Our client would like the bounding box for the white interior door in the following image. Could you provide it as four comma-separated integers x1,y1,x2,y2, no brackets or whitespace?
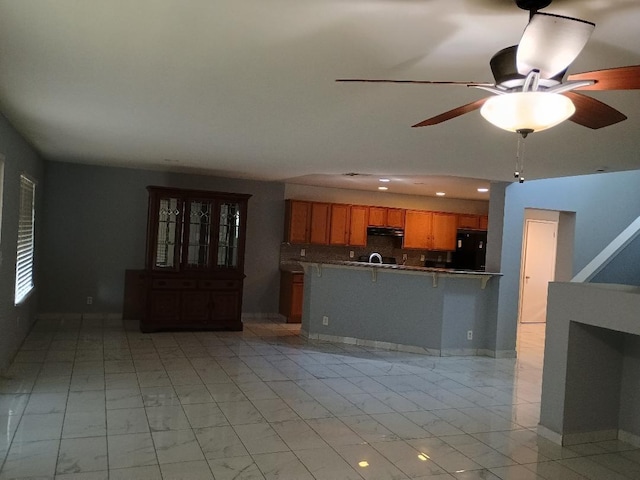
519,219,558,324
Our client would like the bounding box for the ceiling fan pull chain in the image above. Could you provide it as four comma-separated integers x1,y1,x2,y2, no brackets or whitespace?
515,135,526,183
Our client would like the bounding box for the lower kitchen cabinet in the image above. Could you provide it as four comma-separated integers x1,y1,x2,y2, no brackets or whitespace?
279,271,304,323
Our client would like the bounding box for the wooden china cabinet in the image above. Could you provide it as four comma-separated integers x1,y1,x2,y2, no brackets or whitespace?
140,186,251,333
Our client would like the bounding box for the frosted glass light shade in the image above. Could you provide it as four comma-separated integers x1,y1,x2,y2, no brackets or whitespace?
480,92,575,133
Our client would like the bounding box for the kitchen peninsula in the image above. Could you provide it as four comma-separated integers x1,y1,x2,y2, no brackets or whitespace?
300,261,501,356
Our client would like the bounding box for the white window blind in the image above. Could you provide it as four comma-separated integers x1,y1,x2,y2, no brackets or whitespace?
15,174,35,304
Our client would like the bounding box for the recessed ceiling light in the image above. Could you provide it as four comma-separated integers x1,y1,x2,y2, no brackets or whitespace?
436,192,446,196
378,186,388,191
379,178,390,182
477,188,489,193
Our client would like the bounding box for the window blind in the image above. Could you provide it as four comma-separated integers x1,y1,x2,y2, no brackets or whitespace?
15,174,35,304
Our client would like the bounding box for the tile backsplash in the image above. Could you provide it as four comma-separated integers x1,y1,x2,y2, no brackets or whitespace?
280,235,452,267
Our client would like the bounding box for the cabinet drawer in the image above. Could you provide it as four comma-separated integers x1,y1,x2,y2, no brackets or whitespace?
198,279,240,290
152,278,197,289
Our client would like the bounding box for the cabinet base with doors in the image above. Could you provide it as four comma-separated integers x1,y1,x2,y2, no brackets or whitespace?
279,270,304,323
138,186,250,333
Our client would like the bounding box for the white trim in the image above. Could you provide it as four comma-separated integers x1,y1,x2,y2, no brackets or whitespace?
536,424,638,446
537,425,564,445
562,429,618,446
618,429,640,448
572,216,640,282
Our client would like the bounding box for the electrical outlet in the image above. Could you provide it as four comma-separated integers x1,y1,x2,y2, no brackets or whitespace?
349,251,355,258
300,248,306,257
87,296,93,305
467,330,473,340
420,254,425,262
322,316,329,326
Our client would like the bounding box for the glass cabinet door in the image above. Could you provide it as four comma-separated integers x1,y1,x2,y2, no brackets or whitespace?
185,200,214,269
155,197,181,269
217,202,241,268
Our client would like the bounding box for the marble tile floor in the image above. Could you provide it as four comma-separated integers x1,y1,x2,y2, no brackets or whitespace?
1,317,639,479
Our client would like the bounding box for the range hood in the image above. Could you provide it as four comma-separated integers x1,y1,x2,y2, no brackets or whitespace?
367,227,404,237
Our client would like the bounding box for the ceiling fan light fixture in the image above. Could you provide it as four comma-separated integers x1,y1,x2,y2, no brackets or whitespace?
480,92,575,133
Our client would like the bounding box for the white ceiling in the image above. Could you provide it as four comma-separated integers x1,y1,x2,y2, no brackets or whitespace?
0,0,639,200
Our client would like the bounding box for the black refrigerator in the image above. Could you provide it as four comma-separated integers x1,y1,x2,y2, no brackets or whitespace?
451,230,487,271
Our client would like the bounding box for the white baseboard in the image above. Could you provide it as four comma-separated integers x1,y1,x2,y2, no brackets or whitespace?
537,425,564,445
618,429,640,448
538,424,631,446
562,429,618,446
480,349,517,358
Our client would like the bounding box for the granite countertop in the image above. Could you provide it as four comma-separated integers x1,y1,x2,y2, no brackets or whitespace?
279,261,305,273
299,259,501,277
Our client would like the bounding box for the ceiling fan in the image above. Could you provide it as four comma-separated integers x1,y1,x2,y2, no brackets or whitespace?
337,0,640,136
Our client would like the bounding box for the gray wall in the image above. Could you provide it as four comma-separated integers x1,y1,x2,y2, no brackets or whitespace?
39,161,285,315
0,114,45,372
494,170,640,353
302,265,496,353
620,335,640,437
592,234,640,286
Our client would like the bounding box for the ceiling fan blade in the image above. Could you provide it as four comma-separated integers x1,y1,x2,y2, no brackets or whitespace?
517,12,595,79
335,79,492,86
567,65,640,91
412,98,488,127
564,91,627,129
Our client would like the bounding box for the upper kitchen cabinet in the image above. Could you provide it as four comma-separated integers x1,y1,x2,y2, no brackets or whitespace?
431,212,458,251
368,207,387,227
329,203,350,245
309,203,331,245
404,210,457,251
143,186,250,332
458,214,480,230
458,214,489,231
404,210,432,249
368,207,405,228
349,205,369,246
386,208,405,228
284,200,310,243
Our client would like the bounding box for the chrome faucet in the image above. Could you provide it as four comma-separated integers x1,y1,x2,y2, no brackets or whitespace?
368,252,382,264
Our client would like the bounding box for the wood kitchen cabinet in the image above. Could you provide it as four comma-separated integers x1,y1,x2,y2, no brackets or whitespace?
309,203,331,245
279,271,304,323
386,208,405,228
404,210,457,250
284,200,311,243
431,212,458,251
329,203,350,245
403,210,433,249
368,207,405,228
458,213,489,231
368,207,387,227
349,205,369,246
140,186,250,332
458,214,480,230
